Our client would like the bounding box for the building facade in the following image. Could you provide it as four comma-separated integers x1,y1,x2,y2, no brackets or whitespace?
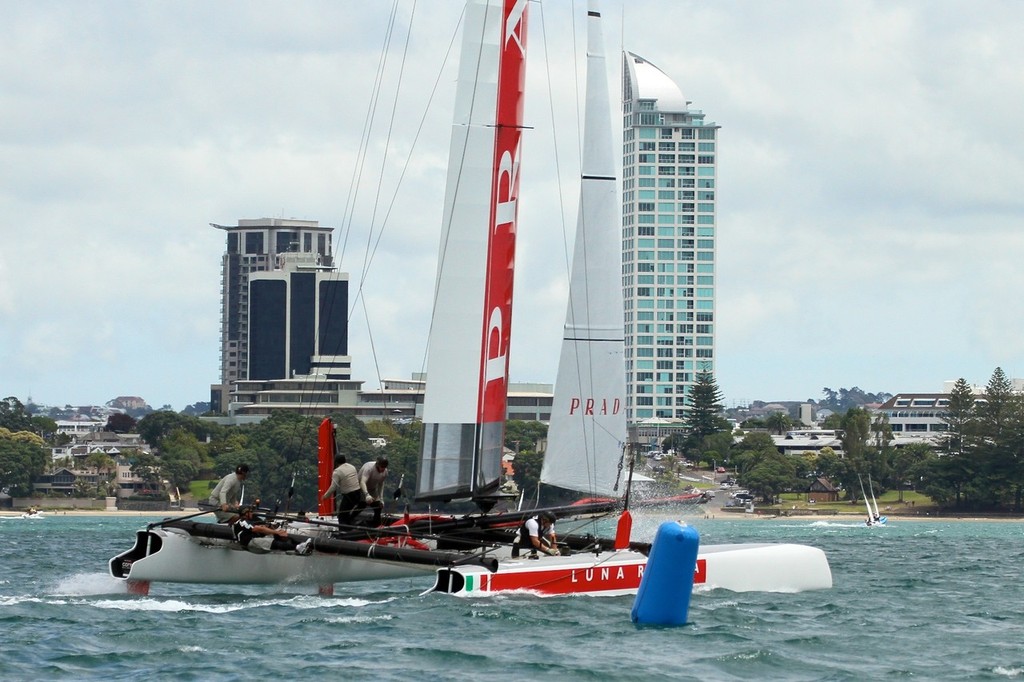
210,218,346,412
621,52,719,422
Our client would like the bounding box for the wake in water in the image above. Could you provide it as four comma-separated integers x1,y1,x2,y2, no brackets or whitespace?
803,520,885,529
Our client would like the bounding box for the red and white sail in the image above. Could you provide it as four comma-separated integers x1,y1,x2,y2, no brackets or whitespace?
418,0,528,502
541,2,626,497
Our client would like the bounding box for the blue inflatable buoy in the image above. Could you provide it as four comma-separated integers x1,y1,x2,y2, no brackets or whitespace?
630,521,699,626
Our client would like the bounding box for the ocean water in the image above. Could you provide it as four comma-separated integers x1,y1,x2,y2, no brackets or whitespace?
1,513,1022,681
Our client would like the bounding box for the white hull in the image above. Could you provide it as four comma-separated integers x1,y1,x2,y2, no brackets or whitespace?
431,542,833,597
112,527,435,587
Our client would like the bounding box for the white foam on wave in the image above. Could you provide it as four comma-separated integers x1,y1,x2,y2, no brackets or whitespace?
87,593,392,614
994,666,1024,678
90,598,254,613
0,595,69,607
51,572,128,596
177,645,208,653
806,520,867,528
324,614,395,624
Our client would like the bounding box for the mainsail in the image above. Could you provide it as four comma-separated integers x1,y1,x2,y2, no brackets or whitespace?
417,0,528,502
540,3,626,497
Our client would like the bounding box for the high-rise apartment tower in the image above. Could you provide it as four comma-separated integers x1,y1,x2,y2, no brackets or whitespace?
209,218,348,413
621,53,719,422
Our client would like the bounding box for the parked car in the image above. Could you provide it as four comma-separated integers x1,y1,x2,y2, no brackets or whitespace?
716,467,726,473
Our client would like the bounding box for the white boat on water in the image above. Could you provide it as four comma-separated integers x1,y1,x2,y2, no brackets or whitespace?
860,474,888,527
110,0,831,597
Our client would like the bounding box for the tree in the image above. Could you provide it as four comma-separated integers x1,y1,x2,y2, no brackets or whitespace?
158,429,207,491
889,442,935,503
943,377,976,457
683,372,726,452
977,367,1024,512
0,428,50,496
105,413,138,434
763,411,793,435
0,397,32,432
743,451,798,503
137,411,212,449
833,407,883,503
128,451,164,493
693,431,735,468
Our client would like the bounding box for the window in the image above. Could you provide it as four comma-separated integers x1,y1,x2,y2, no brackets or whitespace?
698,155,715,164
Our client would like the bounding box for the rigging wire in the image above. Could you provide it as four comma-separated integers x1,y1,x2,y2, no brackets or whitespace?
347,3,467,410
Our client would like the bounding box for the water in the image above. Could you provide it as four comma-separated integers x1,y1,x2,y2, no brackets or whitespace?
1,514,1022,681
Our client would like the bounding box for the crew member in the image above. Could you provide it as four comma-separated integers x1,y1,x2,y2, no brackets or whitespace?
514,512,559,558
209,464,249,522
358,456,389,527
230,507,312,555
321,454,362,526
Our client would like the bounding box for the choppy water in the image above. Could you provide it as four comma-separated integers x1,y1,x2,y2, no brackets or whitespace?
1,513,1022,681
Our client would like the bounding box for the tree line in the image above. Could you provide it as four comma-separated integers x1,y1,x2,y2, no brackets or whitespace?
7,366,1024,513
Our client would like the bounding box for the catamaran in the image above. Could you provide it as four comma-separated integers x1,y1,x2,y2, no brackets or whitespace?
109,0,831,597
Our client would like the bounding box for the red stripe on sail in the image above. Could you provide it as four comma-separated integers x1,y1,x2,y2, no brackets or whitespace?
477,0,528,428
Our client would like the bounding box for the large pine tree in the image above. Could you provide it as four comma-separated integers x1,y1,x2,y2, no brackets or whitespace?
684,371,725,448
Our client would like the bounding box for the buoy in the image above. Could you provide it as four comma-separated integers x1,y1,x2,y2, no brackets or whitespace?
630,521,699,626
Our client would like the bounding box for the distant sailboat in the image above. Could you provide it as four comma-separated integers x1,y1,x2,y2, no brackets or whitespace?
859,474,887,526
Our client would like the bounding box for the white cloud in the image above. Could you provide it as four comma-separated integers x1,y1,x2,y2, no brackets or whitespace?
3,0,1024,409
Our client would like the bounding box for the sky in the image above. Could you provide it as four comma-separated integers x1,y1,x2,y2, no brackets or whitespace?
2,0,1024,411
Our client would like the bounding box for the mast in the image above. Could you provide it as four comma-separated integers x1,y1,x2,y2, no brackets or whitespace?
417,0,528,503
541,0,626,497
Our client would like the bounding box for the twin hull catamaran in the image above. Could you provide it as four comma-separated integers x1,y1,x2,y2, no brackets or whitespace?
109,0,831,597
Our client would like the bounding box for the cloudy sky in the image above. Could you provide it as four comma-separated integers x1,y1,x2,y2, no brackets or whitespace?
2,0,1023,411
